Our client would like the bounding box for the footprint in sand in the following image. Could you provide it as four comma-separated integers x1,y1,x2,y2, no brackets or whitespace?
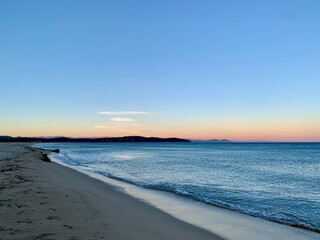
34,233,56,240
68,236,81,240
16,203,28,208
16,218,32,224
47,216,61,220
9,229,21,235
63,224,73,229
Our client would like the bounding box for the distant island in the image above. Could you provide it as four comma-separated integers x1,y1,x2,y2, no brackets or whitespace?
0,136,190,143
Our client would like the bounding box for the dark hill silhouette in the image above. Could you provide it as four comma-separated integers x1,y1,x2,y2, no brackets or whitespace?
0,136,190,143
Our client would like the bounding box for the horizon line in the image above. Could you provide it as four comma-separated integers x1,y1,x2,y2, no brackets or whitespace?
1,135,320,143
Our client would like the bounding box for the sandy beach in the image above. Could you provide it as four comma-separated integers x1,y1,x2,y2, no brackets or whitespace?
0,143,223,240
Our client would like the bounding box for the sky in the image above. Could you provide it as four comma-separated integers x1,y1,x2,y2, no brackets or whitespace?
1,0,320,141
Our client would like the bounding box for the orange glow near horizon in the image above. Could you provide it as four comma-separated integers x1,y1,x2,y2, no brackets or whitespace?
2,119,320,142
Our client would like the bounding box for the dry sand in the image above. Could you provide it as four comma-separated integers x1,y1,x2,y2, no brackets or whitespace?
0,143,223,240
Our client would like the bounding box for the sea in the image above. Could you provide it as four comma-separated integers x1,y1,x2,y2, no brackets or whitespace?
35,142,320,233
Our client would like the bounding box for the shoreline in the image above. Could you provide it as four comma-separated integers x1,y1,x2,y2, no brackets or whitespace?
91,173,320,234
0,143,223,240
81,169,318,234
45,144,320,240
1,143,319,240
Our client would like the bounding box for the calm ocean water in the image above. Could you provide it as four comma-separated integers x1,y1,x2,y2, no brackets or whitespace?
36,142,320,232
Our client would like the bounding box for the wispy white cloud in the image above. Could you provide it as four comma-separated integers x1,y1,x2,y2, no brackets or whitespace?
96,111,148,133
98,111,151,115
111,117,135,122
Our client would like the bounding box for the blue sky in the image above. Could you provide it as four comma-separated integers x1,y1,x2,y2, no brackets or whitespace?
1,0,320,140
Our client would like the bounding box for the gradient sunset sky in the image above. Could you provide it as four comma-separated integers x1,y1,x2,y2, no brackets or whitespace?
1,0,320,141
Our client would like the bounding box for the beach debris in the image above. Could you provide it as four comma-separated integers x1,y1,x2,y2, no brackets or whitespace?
40,153,51,162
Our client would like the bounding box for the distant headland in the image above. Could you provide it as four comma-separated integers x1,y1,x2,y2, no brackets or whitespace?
0,136,190,143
